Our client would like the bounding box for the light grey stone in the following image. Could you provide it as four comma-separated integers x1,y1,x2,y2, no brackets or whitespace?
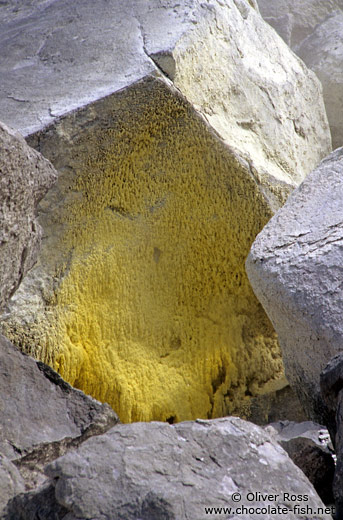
246,147,343,424
0,333,119,495
297,12,343,149
257,0,343,149
0,121,57,311
4,417,332,520
256,0,343,50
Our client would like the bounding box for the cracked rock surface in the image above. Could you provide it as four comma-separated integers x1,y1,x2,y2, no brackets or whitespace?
2,417,331,520
246,147,343,425
0,0,330,182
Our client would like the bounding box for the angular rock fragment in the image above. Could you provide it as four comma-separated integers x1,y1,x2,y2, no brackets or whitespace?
257,0,343,149
0,0,331,422
0,121,57,311
0,333,119,496
246,147,343,424
2,417,333,520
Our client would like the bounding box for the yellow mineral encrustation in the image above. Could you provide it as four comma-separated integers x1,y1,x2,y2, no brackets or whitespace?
4,80,282,423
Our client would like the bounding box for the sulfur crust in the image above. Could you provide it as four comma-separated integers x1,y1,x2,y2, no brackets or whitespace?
3,80,283,422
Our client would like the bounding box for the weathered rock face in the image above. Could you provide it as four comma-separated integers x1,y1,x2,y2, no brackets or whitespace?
0,0,330,185
0,0,331,423
246,147,343,424
297,12,343,150
257,0,343,149
2,417,333,520
256,0,343,50
0,122,57,311
0,333,119,511
0,334,118,461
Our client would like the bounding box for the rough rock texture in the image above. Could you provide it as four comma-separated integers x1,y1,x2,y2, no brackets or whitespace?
257,0,343,149
0,0,330,184
0,333,119,505
2,417,333,520
0,456,25,516
246,147,343,425
266,421,335,504
0,121,57,311
256,0,343,50
0,0,331,423
320,353,343,516
297,12,343,149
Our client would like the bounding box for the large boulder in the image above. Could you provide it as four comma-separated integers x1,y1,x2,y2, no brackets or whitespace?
297,12,343,149
0,0,331,423
0,121,57,311
0,333,119,511
257,0,343,149
256,0,343,50
246,147,343,424
2,417,333,520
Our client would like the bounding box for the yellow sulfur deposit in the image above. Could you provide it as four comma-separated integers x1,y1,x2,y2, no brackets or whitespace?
3,79,283,422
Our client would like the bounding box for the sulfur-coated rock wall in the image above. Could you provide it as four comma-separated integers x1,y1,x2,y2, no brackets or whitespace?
2,79,282,422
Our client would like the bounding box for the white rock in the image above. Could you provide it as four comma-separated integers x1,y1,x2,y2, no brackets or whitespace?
246,148,343,423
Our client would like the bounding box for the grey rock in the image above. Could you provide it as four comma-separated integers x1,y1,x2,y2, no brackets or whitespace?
3,417,332,520
0,121,57,311
0,333,119,494
0,455,25,516
320,352,343,441
297,11,343,149
257,0,343,149
256,0,343,50
320,354,343,516
246,147,343,424
266,421,335,504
